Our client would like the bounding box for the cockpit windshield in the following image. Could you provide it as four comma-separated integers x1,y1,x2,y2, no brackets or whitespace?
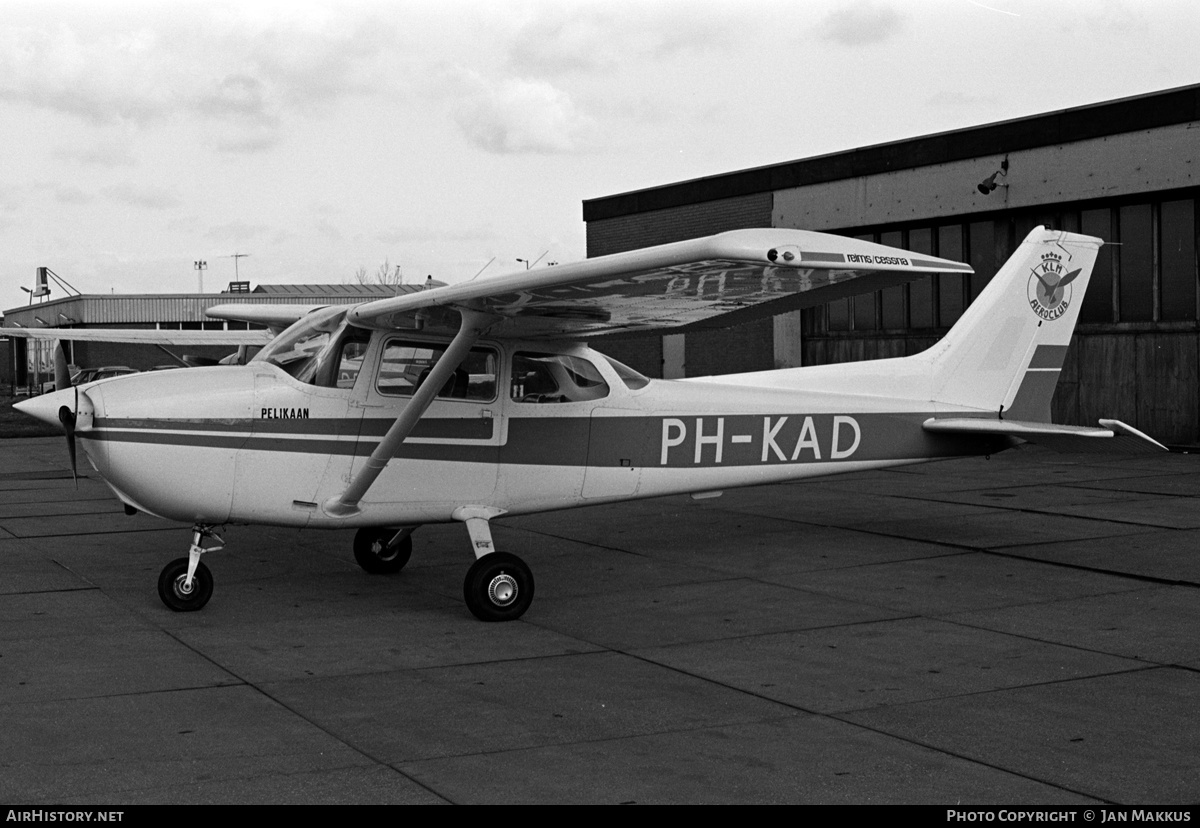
250,306,350,385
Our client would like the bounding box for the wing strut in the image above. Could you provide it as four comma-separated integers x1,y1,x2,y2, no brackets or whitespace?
323,308,498,518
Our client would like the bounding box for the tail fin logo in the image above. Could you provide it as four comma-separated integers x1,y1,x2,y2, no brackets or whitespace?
1027,252,1081,321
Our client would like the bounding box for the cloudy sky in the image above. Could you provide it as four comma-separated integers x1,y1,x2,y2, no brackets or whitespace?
2,0,1198,307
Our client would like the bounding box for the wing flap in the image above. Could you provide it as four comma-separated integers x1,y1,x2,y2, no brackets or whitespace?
923,417,1168,454
349,229,972,339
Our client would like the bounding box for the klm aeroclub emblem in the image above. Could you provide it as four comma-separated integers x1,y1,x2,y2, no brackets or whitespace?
1027,251,1081,321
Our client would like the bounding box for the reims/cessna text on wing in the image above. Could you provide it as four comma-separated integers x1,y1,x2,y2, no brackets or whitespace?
14,227,1165,621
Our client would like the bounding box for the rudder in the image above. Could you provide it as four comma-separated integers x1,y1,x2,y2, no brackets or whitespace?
926,226,1101,421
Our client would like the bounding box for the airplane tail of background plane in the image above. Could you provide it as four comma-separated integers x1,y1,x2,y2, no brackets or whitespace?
922,226,1102,421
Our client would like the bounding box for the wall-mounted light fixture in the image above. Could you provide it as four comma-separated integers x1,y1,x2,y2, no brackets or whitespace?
977,158,1010,195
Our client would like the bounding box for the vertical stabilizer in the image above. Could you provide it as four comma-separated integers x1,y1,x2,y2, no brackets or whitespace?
927,227,1101,421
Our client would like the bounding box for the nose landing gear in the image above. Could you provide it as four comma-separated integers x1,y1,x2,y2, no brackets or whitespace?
352,526,415,574
157,525,223,612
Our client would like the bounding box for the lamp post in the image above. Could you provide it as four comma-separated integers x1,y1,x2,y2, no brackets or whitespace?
516,251,548,270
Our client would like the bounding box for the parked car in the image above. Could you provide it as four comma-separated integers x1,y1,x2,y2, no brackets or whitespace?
36,363,75,395
70,366,139,385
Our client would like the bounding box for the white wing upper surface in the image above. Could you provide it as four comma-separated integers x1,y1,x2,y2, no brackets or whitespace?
204,303,333,329
349,229,973,339
2,230,973,345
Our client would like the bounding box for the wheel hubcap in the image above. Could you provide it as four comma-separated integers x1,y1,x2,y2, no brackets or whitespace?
372,539,397,562
487,573,518,607
173,574,194,597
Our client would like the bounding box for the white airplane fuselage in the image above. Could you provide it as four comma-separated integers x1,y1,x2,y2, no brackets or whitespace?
36,334,1000,530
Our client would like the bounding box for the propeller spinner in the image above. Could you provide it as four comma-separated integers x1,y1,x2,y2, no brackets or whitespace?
14,385,94,486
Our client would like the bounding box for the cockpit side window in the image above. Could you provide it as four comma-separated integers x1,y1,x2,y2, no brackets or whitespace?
376,340,498,401
510,352,610,404
600,354,651,390
315,327,372,389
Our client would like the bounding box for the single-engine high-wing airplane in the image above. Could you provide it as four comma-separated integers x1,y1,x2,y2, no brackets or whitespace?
14,227,1166,621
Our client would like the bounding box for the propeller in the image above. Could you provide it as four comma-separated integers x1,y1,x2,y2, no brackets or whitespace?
53,341,72,393
52,342,80,485
58,391,78,486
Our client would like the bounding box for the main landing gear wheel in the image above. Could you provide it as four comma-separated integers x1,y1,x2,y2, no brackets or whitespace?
353,527,413,574
158,557,214,612
463,552,534,622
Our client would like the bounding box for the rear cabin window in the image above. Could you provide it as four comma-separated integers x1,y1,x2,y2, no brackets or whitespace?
510,352,609,403
601,354,650,390
376,341,498,401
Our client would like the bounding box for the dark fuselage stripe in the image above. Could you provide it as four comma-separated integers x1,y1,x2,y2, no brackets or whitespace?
97,417,493,440
85,413,1003,468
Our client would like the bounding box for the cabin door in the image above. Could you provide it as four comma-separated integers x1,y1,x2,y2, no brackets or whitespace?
349,336,501,505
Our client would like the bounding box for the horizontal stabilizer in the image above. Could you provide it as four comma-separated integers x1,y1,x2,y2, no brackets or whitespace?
923,417,1168,454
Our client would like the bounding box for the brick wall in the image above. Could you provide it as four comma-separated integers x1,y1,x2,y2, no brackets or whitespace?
588,335,664,379
684,318,775,377
587,193,773,257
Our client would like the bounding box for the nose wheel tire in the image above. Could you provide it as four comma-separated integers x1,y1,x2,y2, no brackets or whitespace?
353,528,413,574
463,552,534,622
158,557,214,612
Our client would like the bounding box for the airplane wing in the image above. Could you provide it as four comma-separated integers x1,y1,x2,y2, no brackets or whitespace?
204,303,332,328
347,229,973,339
1,327,274,346
923,417,1169,454
1,304,330,346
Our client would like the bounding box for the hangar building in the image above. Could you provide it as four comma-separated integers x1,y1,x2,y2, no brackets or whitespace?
584,84,1200,445
3,283,406,392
